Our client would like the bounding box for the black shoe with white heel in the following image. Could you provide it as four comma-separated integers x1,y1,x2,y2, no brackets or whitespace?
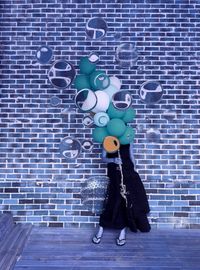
92,235,102,244
116,238,126,246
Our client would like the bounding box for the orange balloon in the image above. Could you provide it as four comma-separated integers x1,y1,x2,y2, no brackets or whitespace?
103,136,120,153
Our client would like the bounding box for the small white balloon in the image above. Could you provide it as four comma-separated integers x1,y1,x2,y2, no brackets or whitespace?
88,52,99,63
83,115,94,127
92,90,110,113
109,76,121,90
94,112,110,127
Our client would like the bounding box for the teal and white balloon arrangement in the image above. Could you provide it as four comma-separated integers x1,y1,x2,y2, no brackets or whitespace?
74,54,136,153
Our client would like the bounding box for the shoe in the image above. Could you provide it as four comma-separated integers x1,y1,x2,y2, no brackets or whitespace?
92,235,101,244
116,238,126,246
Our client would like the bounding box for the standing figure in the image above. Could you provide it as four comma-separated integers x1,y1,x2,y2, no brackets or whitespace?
92,144,151,246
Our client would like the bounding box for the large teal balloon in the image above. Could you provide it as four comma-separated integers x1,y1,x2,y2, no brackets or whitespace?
106,118,126,137
79,57,96,75
107,103,125,119
74,74,91,91
122,107,136,123
90,70,110,91
119,126,135,145
92,127,109,143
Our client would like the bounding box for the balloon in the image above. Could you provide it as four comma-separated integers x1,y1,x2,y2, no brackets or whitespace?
103,84,119,100
146,128,161,143
92,127,109,143
90,70,110,91
119,126,135,145
50,96,61,107
92,90,110,113
74,74,91,91
81,175,108,215
122,107,136,123
88,52,99,63
116,42,138,68
107,103,125,119
82,115,94,127
81,140,94,152
110,76,121,90
103,136,120,153
75,89,97,112
48,60,75,89
59,137,82,159
79,56,96,75
139,80,163,104
106,118,126,137
112,91,132,110
36,46,53,64
94,112,110,127
86,17,108,40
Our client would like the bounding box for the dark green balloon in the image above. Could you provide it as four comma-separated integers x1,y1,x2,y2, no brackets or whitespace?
79,57,96,75
92,127,109,143
107,103,125,119
74,74,91,91
119,126,135,145
106,118,126,137
122,107,136,123
90,70,110,91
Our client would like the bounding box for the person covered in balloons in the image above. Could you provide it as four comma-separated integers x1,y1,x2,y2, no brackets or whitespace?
74,54,151,246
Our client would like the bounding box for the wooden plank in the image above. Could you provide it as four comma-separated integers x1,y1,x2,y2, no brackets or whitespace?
14,268,182,270
14,227,200,270
14,266,183,270
17,250,200,259
8,224,32,270
14,259,184,267
0,225,22,253
0,213,15,242
0,224,32,270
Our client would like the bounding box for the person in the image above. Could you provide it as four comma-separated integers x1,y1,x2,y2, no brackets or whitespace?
92,143,151,246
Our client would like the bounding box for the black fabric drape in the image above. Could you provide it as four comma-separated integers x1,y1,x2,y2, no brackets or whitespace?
99,144,151,232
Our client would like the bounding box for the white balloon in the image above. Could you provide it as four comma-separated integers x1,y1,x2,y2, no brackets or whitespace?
110,76,121,90
103,84,119,101
75,89,97,112
92,91,110,113
93,112,110,127
81,90,96,111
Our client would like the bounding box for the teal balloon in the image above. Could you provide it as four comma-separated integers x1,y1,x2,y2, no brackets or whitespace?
107,103,125,119
90,70,110,91
119,126,135,145
92,127,109,143
74,74,91,90
106,118,126,137
79,57,96,75
122,107,136,123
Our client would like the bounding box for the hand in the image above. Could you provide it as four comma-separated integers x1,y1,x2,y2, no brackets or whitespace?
114,158,122,165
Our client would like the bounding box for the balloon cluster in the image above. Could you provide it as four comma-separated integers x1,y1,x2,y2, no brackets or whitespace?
74,54,136,153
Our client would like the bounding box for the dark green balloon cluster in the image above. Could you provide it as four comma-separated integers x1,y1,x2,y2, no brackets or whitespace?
74,55,136,151
74,56,110,91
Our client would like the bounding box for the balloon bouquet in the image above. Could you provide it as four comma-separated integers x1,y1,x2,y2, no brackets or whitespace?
74,54,136,154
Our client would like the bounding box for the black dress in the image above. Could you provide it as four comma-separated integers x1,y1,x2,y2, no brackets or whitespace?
99,144,151,232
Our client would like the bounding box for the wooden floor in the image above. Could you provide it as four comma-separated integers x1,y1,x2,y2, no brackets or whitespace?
14,227,200,270
0,214,32,270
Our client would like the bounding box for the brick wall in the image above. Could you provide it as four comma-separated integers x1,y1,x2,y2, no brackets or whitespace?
0,0,199,229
